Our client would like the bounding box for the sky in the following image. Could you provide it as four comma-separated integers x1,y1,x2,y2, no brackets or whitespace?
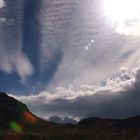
1,0,140,123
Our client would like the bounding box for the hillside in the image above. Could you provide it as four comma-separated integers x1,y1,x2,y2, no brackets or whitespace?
1,92,140,140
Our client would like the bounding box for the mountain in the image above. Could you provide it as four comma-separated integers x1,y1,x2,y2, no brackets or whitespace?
0,92,38,128
0,92,57,132
1,92,140,140
0,92,30,122
115,116,140,128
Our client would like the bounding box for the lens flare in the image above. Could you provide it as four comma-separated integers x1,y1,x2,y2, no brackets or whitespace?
104,0,140,23
23,111,37,124
9,121,22,133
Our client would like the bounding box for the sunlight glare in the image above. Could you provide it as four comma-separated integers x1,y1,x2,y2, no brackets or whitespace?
104,0,140,36
104,0,140,23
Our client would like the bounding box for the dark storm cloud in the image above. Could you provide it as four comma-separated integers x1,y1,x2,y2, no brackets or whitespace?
11,65,140,119
0,0,36,95
1,0,83,93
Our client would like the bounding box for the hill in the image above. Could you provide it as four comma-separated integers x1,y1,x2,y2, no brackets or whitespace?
79,116,140,128
1,92,140,140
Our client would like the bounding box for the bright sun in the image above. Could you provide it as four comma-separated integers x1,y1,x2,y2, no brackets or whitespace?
104,0,140,36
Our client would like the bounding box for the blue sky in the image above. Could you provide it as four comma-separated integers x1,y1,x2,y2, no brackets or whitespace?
1,0,140,121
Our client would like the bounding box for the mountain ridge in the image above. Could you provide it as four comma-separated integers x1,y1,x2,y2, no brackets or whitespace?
1,92,140,128
1,92,140,140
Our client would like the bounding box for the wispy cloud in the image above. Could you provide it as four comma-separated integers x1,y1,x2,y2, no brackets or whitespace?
0,0,4,8
0,0,34,82
15,53,34,82
0,51,34,82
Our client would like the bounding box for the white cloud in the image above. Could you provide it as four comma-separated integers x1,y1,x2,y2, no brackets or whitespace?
0,51,34,82
0,1,34,82
0,18,6,24
16,53,34,82
35,0,140,90
0,0,5,8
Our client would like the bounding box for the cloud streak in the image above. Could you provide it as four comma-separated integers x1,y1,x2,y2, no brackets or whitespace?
44,0,140,90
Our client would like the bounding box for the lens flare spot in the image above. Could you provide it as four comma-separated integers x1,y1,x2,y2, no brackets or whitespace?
9,122,22,133
23,111,37,124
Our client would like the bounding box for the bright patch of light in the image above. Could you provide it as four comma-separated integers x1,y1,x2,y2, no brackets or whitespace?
91,39,94,43
0,0,5,8
104,0,140,23
104,0,140,36
84,39,94,50
85,46,89,50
